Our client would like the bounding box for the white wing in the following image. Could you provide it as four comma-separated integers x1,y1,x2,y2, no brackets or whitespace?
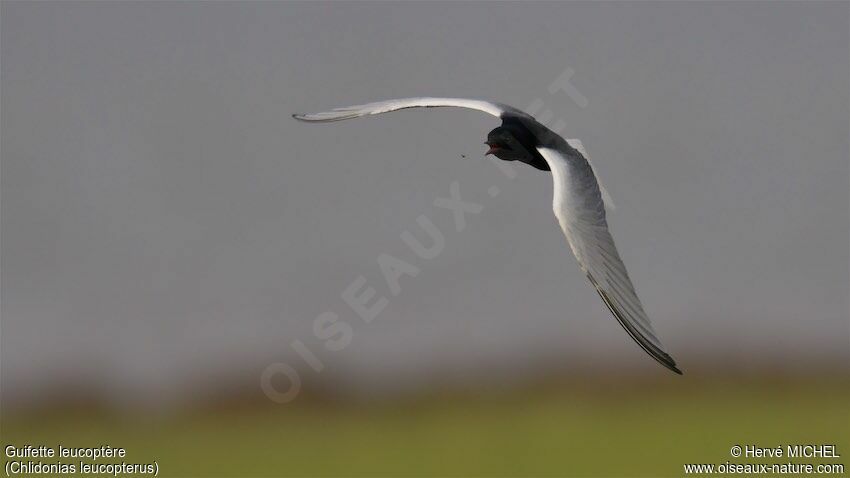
566,139,615,212
538,146,681,374
293,97,528,123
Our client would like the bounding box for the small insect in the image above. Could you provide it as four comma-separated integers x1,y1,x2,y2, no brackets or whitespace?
460,154,467,159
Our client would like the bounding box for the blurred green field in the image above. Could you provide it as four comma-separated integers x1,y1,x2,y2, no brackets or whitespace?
3,378,848,477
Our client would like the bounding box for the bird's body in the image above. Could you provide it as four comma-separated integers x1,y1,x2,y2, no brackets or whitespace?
294,97,681,374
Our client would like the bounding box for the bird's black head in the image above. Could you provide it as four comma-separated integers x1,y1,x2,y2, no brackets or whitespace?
485,126,525,161
484,125,550,171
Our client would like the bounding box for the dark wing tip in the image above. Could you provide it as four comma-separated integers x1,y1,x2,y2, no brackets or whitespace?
645,341,683,375
648,343,683,375
668,361,684,375
643,339,683,375
588,274,683,376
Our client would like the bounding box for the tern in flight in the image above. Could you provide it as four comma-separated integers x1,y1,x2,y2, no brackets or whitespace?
294,98,682,374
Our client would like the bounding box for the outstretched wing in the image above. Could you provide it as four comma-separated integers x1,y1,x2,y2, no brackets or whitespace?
537,145,682,375
293,97,529,123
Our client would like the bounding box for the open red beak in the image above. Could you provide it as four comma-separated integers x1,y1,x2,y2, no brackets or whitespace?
484,142,500,156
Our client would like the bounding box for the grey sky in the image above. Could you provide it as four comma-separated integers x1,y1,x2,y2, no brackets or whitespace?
2,2,848,405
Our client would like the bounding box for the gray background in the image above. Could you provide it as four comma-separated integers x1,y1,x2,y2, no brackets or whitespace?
2,1,848,407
